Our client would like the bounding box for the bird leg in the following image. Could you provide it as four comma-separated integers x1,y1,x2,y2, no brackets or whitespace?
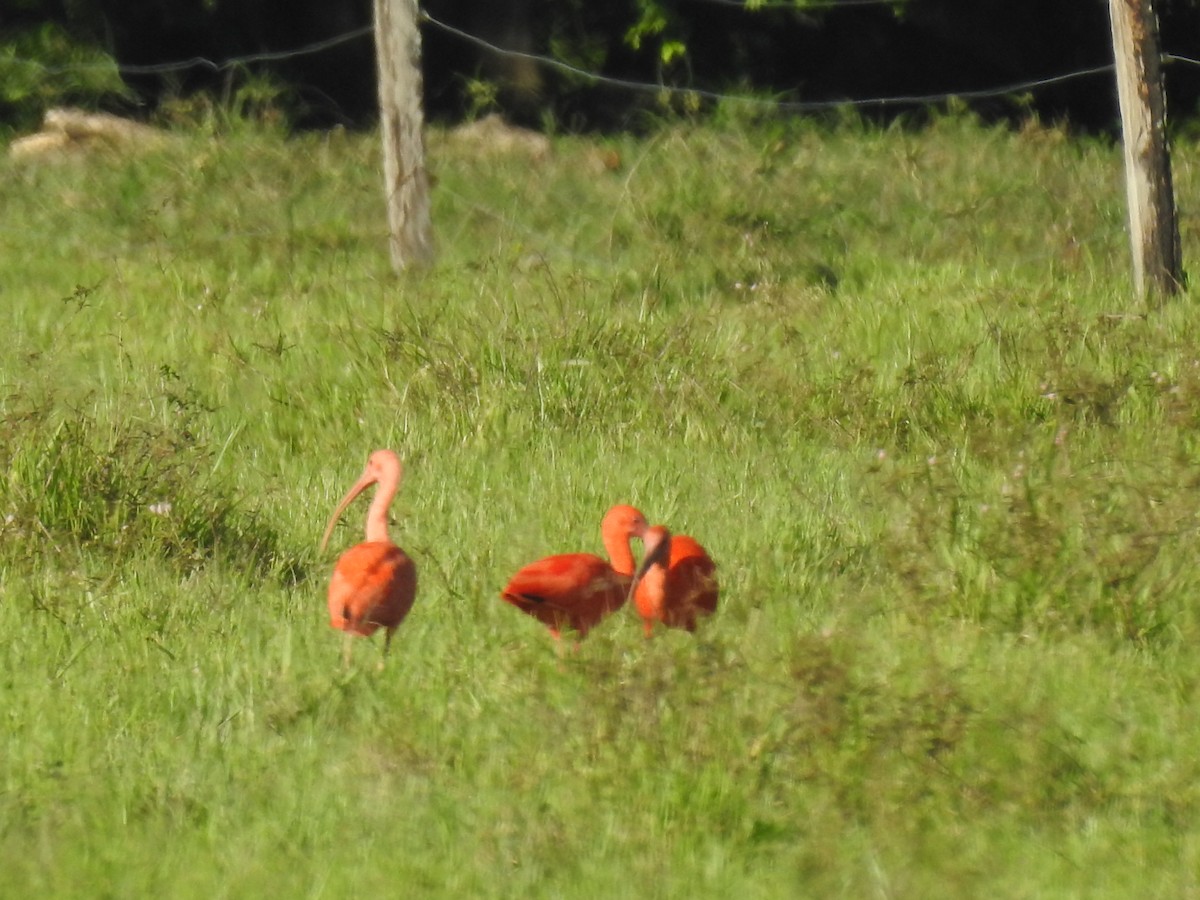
340,602,383,669
378,628,397,671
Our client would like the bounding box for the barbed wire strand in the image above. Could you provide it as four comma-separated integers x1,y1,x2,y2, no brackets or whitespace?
690,0,903,10
8,25,374,77
4,15,1174,115
419,12,1118,110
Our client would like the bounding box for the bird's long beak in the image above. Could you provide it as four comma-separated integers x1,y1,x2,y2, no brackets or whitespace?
625,542,663,606
319,471,375,553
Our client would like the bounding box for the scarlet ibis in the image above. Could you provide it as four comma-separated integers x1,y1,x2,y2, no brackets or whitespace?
500,504,649,642
320,449,417,667
629,525,718,637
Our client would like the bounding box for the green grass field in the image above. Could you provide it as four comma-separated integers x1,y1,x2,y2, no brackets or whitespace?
3,109,1200,896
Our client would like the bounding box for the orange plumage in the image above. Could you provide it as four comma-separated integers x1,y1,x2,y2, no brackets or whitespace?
320,449,417,666
500,504,648,642
326,541,416,637
631,525,718,637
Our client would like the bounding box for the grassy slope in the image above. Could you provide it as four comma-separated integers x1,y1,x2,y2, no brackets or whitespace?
2,112,1200,896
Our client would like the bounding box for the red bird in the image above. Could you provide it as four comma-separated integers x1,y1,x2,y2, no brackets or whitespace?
500,504,649,643
320,449,417,667
630,525,718,637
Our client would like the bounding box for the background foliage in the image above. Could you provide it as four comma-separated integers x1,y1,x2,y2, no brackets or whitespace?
5,0,1200,131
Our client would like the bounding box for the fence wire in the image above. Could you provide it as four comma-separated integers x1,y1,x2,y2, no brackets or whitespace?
0,13,1151,116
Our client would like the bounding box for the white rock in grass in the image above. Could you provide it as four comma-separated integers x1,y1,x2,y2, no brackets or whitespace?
10,107,167,161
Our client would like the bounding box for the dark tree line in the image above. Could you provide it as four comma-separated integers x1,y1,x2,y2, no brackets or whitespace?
6,0,1200,132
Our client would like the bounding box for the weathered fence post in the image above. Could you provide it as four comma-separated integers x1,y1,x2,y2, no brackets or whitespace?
1108,0,1183,301
375,0,434,271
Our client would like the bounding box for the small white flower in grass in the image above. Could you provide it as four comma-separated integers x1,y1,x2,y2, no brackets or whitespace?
147,501,172,517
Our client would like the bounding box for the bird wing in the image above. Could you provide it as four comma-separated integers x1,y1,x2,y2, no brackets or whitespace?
329,542,417,631
667,536,718,615
500,553,616,612
500,553,630,638
668,535,713,568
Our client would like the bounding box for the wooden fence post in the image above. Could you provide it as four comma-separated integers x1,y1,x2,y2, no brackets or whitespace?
1108,0,1183,301
375,0,434,271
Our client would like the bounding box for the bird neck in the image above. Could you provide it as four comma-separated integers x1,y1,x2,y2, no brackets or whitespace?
604,532,637,577
364,482,395,543
639,563,667,606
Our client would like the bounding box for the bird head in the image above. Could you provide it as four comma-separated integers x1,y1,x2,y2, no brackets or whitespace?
320,449,404,552
602,504,649,540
